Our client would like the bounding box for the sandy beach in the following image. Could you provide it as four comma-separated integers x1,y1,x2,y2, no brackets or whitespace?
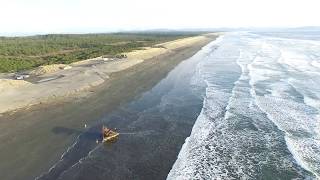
0,34,217,180
0,34,214,115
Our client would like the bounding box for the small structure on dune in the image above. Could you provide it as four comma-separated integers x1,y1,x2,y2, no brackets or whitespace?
102,126,119,143
114,54,127,59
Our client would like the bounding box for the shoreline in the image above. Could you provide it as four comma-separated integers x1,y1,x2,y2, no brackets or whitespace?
0,34,217,180
40,40,217,180
0,34,216,115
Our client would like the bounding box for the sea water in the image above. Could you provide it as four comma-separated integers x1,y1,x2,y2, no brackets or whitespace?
168,32,320,179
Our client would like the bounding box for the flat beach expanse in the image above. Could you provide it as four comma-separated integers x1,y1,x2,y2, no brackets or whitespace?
0,34,217,180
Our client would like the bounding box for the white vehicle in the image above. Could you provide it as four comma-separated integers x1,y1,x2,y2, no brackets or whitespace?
15,74,30,80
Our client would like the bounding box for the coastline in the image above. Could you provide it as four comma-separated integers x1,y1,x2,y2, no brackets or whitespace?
0,34,217,180
0,34,215,115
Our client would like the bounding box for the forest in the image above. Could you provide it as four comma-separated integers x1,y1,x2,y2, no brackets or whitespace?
0,32,198,73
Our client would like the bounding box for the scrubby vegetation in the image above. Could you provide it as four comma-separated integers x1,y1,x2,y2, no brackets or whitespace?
0,32,198,72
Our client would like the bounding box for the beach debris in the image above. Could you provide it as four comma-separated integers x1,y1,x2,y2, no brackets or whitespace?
102,126,119,143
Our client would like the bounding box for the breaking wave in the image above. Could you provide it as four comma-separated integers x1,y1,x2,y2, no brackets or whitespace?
168,32,320,179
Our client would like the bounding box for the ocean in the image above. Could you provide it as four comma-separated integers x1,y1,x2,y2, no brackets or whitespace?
168,32,320,179
38,31,320,179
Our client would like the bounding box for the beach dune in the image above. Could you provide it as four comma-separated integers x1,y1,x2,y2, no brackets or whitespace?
0,34,214,115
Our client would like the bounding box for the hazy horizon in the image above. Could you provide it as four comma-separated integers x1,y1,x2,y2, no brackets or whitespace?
1,0,320,36
2,26,320,37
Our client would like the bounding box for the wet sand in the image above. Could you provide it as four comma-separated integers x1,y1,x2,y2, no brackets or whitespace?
0,35,216,180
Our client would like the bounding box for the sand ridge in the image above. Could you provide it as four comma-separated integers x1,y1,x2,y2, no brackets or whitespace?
30,64,72,76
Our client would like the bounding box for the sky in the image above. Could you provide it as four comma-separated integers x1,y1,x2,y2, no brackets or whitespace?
0,0,320,35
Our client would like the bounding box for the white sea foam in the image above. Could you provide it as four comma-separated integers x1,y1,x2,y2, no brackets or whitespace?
312,61,320,69
247,33,320,178
168,32,320,179
245,32,320,177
